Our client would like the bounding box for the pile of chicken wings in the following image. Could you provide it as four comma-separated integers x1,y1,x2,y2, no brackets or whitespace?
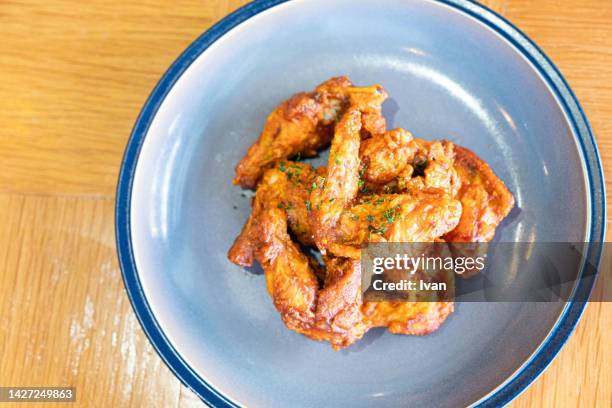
228,77,514,349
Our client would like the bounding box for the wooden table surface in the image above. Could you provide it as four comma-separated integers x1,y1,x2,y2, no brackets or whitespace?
0,1,610,407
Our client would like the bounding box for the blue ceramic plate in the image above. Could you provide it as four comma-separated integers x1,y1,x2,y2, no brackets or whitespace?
116,1,605,407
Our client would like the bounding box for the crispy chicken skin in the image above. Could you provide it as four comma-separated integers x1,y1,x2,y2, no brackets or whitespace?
398,140,460,196
228,170,284,267
351,195,459,335
233,78,388,189
228,162,321,265
229,170,366,349
272,162,320,246
345,85,388,137
257,199,365,348
310,108,362,253
309,85,389,254
228,76,515,349
360,138,460,198
361,238,456,335
362,301,454,335
329,193,462,259
259,205,319,331
360,128,414,184
385,194,462,242
233,76,353,188
443,145,515,242
229,168,318,325
441,145,515,277
312,257,367,349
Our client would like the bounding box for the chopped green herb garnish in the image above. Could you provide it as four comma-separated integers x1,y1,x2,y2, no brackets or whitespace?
366,215,375,222
358,164,368,191
384,207,397,224
305,200,311,211
279,161,286,172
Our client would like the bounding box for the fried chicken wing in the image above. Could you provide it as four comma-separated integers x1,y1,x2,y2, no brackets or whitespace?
360,138,460,198
443,145,515,242
439,145,515,277
229,162,321,265
311,257,367,349
233,76,353,188
398,140,460,196
228,169,319,328
357,201,458,336
229,167,366,349
228,76,516,349
325,193,462,259
310,108,362,252
259,205,319,331
228,170,285,267
308,84,390,252
360,128,414,184
266,252,366,349
234,79,389,189
346,85,388,137
386,194,462,242
274,162,320,246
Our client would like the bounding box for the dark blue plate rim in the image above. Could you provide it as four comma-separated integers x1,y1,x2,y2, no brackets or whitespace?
115,1,606,407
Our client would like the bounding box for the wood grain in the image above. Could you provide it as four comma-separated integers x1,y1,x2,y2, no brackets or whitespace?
0,0,247,197
0,0,609,407
0,195,180,407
